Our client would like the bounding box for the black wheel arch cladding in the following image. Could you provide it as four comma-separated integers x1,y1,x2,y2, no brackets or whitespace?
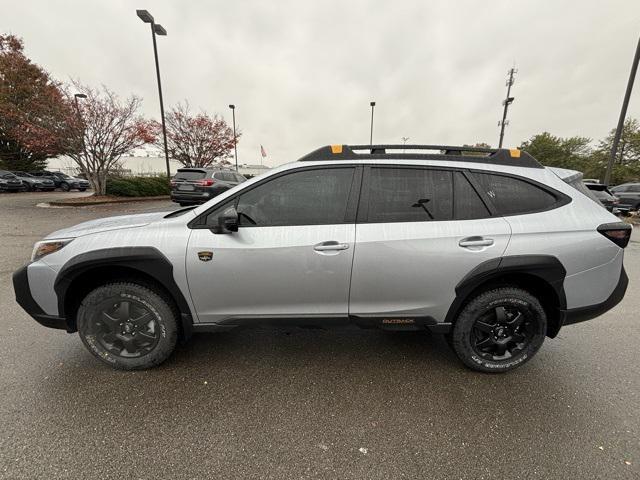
54,246,194,336
445,255,567,334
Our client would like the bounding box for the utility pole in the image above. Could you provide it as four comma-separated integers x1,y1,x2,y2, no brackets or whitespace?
605,35,640,185
498,67,517,148
369,101,376,146
401,136,410,153
229,104,238,171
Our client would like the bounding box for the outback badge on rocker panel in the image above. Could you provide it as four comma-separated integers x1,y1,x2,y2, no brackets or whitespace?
198,251,213,262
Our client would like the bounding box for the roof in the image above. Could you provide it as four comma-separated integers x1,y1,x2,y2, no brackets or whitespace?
298,144,543,169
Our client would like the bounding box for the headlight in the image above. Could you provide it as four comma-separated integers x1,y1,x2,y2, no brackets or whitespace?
31,239,73,262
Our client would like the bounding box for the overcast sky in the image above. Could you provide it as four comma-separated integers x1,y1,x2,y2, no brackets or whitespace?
4,0,640,166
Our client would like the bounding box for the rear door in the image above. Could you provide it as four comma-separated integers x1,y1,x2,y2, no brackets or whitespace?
349,166,511,324
186,165,361,324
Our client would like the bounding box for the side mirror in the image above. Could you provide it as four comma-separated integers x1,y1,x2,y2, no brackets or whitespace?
211,207,238,234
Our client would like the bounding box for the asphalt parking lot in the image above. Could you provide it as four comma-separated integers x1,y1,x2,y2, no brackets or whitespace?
0,191,639,479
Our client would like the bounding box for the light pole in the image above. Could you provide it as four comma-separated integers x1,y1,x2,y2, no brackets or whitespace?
605,35,640,185
369,101,376,146
229,104,238,171
498,67,517,148
136,9,171,180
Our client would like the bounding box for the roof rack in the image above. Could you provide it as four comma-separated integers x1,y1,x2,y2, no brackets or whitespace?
298,144,542,169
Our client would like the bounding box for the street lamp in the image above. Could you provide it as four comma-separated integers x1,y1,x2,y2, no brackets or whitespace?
136,9,171,180
229,104,238,171
369,101,376,146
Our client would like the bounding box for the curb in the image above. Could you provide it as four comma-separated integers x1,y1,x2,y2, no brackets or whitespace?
47,195,170,207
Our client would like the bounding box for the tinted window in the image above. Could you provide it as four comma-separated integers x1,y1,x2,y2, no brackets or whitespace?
225,168,355,227
454,172,491,220
175,170,206,181
234,173,246,182
629,184,640,193
222,172,236,181
472,172,557,215
367,168,453,222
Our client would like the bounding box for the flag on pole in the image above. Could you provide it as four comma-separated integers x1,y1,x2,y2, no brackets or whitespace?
260,145,267,158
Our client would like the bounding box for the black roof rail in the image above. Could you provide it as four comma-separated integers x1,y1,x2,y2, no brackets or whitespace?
298,144,543,169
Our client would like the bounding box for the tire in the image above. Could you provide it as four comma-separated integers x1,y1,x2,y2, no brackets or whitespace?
77,282,179,370
24,183,33,192
60,182,70,192
450,287,546,373
78,188,87,192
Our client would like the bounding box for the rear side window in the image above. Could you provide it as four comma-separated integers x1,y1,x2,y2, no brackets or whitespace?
454,172,491,220
175,170,206,181
222,172,236,181
367,168,453,222
471,172,557,215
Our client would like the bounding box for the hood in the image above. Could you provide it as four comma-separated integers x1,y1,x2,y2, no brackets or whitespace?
46,211,171,239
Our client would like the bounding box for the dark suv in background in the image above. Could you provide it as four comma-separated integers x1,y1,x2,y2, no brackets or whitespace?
170,168,246,205
30,171,90,191
610,183,640,211
11,171,55,191
0,170,26,192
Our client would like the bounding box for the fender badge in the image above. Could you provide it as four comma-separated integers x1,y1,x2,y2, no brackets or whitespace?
198,251,213,262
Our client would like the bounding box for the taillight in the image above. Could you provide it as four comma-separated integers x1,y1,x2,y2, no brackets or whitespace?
196,179,215,186
598,222,632,248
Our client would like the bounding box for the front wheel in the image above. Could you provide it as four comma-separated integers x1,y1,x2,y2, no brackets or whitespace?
60,182,70,192
77,282,179,370
449,287,546,373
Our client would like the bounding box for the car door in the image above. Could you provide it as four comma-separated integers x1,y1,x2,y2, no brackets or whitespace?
186,165,361,324
349,166,511,324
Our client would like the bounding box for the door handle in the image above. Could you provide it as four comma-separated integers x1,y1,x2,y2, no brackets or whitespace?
313,241,350,252
459,237,494,248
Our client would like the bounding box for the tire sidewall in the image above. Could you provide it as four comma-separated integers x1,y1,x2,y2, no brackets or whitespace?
77,283,178,370
452,289,546,373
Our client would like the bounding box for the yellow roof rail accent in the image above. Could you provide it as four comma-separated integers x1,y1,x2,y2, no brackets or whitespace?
509,148,521,158
330,145,343,154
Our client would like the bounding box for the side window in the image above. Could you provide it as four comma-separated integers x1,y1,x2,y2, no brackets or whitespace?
629,185,640,193
366,168,453,223
471,172,557,215
213,172,224,181
454,172,491,220
222,172,235,181
222,167,355,227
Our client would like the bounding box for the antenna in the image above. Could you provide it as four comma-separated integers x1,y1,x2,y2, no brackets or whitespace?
498,67,517,148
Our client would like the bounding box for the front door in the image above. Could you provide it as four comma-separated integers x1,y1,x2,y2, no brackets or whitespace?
349,166,512,323
186,166,360,324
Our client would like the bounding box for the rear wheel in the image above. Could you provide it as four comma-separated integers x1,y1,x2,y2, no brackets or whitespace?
77,282,179,370
60,182,70,192
450,287,546,373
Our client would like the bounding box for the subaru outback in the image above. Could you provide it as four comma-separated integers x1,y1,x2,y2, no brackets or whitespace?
13,144,630,372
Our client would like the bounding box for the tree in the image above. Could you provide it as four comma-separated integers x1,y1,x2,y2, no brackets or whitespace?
157,102,239,168
63,82,157,195
0,34,75,170
597,118,640,165
520,132,593,172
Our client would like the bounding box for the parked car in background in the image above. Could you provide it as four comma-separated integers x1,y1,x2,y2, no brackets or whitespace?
0,170,27,192
11,171,55,191
583,182,623,213
610,183,640,211
170,168,246,206
29,171,62,188
33,171,90,191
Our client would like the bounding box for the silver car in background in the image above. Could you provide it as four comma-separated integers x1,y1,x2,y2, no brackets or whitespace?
13,144,630,372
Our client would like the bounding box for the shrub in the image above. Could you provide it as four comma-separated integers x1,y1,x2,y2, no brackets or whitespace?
106,176,170,197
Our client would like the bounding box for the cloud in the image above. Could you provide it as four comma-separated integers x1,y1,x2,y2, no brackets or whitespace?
6,0,640,165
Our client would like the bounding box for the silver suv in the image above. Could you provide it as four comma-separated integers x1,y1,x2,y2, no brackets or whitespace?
13,144,631,372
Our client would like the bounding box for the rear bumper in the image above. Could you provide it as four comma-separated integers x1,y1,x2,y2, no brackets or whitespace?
12,265,68,331
171,188,222,203
560,266,628,326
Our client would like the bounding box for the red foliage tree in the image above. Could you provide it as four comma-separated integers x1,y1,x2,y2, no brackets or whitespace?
63,81,157,195
157,102,239,168
0,34,75,170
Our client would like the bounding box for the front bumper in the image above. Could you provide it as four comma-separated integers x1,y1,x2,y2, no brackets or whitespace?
561,266,628,326
12,265,68,331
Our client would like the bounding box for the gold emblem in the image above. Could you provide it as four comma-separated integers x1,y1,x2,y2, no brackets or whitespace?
198,251,213,262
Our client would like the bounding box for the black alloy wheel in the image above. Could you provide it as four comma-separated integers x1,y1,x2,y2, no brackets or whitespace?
90,299,160,358
471,305,537,361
